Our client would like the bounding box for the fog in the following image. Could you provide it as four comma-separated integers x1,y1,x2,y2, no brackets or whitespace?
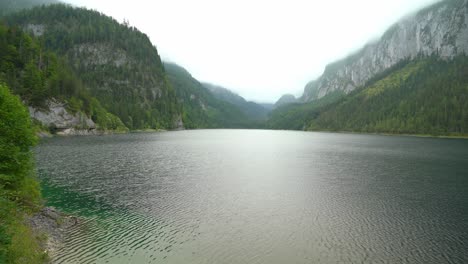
65,0,440,102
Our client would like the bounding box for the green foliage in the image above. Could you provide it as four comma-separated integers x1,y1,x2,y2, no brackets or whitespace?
6,4,181,129
89,98,128,132
305,57,468,136
0,84,37,195
164,63,252,128
203,83,270,121
0,0,59,17
267,91,345,130
0,83,46,263
0,23,127,132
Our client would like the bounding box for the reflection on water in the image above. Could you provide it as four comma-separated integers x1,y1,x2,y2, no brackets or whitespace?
35,130,468,263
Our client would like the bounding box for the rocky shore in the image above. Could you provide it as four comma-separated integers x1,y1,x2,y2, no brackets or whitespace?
29,207,80,259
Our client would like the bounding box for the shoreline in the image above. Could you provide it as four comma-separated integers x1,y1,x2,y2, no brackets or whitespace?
37,127,468,140
306,129,468,139
29,207,80,261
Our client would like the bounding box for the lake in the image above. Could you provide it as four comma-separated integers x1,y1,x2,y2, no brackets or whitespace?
34,130,468,263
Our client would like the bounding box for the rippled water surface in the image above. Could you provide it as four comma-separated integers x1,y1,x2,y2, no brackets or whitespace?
35,130,468,263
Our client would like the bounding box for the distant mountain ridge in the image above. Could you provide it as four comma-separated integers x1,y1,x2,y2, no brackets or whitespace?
302,0,468,102
274,94,297,108
203,83,271,121
164,62,253,128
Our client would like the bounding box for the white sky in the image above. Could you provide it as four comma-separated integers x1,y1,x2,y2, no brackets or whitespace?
65,0,439,103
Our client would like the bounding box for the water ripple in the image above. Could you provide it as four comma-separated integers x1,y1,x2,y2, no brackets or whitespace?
35,130,468,264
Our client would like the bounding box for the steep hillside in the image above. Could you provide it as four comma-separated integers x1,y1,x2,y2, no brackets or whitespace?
274,94,297,108
307,57,468,136
203,83,270,121
0,0,59,17
268,0,468,136
0,23,127,134
302,0,468,101
164,63,249,128
6,4,182,130
267,91,344,130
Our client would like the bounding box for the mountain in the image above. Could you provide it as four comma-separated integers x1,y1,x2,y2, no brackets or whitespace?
268,0,468,136
302,0,468,102
259,103,275,111
203,83,270,121
266,91,344,130
164,62,250,128
0,0,59,17
5,4,182,130
274,94,297,108
0,22,127,135
306,57,468,135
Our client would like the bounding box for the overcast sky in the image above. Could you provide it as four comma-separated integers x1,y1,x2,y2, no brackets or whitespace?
64,0,439,103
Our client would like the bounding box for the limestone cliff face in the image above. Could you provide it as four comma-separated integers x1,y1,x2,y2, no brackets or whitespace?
302,0,468,101
29,100,98,136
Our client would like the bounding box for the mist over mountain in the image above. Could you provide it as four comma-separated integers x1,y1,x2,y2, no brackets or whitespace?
274,94,297,108
0,0,466,137
203,83,271,121
0,0,59,17
163,62,259,128
5,4,182,131
269,0,468,135
301,0,468,102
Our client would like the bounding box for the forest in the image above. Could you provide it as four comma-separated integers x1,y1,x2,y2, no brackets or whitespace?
0,23,127,132
268,57,468,136
0,83,45,263
5,4,181,130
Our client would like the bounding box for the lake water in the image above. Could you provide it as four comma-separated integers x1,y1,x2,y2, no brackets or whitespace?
34,130,468,264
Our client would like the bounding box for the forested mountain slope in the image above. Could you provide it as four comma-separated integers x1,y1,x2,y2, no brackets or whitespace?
0,23,127,134
269,57,468,136
203,83,270,121
164,63,251,128
0,0,59,17
268,0,468,136
302,0,468,102
5,4,182,130
274,94,297,108
307,57,468,135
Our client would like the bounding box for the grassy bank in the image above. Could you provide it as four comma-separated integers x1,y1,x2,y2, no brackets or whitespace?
0,84,48,263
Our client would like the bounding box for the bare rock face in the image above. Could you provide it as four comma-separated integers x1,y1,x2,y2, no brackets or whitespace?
302,0,468,101
29,100,97,135
25,24,45,36
72,43,131,67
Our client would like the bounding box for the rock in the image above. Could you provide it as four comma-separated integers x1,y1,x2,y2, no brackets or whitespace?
29,100,98,136
29,207,80,258
25,24,45,37
173,115,185,130
72,43,132,67
302,0,468,101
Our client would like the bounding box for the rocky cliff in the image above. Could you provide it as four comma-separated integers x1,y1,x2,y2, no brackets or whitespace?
302,0,468,101
7,4,182,130
29,100,99,136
